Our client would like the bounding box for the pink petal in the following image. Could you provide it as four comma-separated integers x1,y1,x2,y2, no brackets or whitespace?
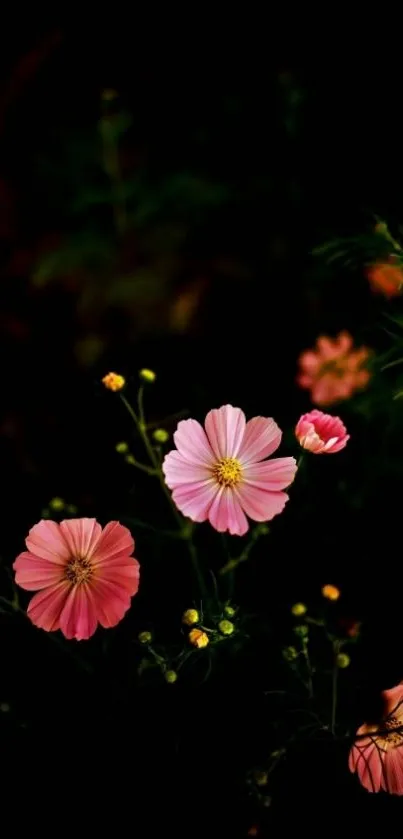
95,557,140,597
171,480,218,522
349,741,383,793
90,521,134,564
173,419,215,465
382,748,403,795
383,685,403,718
25,520,70,564
238,417,282,464
204,405,246,459
236,483,288,522
208,487,249,536
27,581,70,632
243,457,297,491
298,351,321,374
162,450,213,488
13,551,64,591
87,578,132,629
59,584,98,640
60,518,102,559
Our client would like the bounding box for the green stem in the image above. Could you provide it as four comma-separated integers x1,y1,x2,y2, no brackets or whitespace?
219,525,268,575
331,641,340,735
303,641,314,698
120,391,207,598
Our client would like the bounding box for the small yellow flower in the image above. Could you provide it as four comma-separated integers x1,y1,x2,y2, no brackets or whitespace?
153,428,169,444
182,608,199,626
189,628,209,648
139,368,156,383
336,653,350,669
283,646,298,662
102,372,126,392
291,602,307,617
165,670,178,684
224,605,236,617
138,631,152,644
49,497,65,511
322,584,340,601
254,770,268,787
218,619,234,636
115,441,129,454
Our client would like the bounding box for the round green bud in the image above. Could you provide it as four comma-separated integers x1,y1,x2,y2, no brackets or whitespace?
139,368,156,383
218,619,235,636
49,497,65,511
115,441,129,454
138,631,152,644
283,646,298,662
224,605,236,617
153,428,169,444
293,624,309,638
165,670,178,684
291,602,307,617
336,653,351,669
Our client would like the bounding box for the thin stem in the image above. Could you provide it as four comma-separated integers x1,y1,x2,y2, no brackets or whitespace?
331,641,340,735
120,391,207,598
219,525,268,575
303,641,314,699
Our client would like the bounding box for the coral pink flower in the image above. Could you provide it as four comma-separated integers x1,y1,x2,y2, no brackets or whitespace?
297,331,370,407
349,684,403,795
13,519,140,640
366,259,403,298
163,404,297,536
295,409,349,454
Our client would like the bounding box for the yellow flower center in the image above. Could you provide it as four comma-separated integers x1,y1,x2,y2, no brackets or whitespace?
213,457,242,487
65,557,93,586
380,716,403,749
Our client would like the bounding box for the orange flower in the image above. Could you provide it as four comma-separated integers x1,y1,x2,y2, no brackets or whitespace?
322,584,340,601
102,372,126,392
297,331,371,407
189,628,209,648
366,259,403,298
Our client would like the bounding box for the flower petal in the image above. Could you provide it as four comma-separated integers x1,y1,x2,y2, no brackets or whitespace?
13,551,64,591
25,520,70,564
204,405,246,459
163,450,212,488
243,457,297,491
238,417,282,464
382,748,403,795
27,581,70,632
173,419,215,466
58,584,98,640
86,578,132,629
236,484,288,522
59,518,102,559
383,685,403,719
349,741,383,793
91,521,134,564
171,480,218,522
207,487,249,535
95,557,140,597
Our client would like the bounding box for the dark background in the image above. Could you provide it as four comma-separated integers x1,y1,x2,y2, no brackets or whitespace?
1,22,403,833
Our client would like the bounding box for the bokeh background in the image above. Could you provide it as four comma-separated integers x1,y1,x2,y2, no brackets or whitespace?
2,22,403,832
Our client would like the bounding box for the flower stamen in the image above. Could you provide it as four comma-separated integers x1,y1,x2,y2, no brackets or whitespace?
213,457,242,487
65,557,93,586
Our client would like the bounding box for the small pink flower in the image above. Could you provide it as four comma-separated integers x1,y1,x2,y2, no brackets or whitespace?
295,409,349,454
297,331,371,407
349,684,403,795
163,405,297,536
13,518,140,640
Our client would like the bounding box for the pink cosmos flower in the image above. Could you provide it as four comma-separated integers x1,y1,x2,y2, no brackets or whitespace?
295,409,349,454
297,331,371,407
162,404,297,536
349,684,403,795
13,518,140,641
